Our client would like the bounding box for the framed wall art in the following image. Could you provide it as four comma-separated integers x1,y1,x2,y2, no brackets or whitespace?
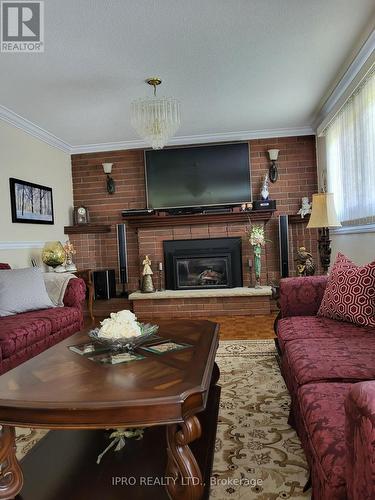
9,178,54,224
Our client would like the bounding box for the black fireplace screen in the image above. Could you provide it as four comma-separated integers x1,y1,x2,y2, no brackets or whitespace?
164,237,242,290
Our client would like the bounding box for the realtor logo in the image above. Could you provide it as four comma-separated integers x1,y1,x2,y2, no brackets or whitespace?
1,1,44,52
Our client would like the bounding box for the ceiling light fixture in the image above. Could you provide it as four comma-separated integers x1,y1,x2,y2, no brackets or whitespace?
130,77,181,150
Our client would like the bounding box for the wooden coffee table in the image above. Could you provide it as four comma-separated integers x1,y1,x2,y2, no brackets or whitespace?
0,320,220,500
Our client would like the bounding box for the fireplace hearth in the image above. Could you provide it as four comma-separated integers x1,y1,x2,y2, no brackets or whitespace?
164,238,242,290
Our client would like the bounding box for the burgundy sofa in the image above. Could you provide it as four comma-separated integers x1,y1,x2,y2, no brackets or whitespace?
276,275,375,500
0,263,86,374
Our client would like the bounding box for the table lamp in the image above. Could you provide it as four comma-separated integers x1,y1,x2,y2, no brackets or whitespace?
307,193,341,273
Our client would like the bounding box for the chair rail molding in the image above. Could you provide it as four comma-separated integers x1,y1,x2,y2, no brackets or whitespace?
0,241,45,250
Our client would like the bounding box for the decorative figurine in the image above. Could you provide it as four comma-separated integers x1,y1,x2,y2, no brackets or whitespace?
63,240,77,272
141,255,155,293
240,202,253,212
106,175,116,195
297,197,312,218
261,174,270,201
296,246,315,276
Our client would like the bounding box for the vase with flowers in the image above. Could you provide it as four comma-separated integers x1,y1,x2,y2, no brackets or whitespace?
248,224,268,288
63,240,77,272
88,309,159,352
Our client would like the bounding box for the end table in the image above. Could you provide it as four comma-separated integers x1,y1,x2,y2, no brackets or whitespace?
73,269,94,322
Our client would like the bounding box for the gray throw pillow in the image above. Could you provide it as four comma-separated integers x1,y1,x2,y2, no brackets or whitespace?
0,268,55,317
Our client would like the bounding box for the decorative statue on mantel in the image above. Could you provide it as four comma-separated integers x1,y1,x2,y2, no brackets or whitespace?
297,197,312,218
296,246,315,276
141,255,155,293
261,173,270,201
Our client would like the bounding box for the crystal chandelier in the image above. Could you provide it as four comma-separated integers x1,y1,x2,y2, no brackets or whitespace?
131,77,181,150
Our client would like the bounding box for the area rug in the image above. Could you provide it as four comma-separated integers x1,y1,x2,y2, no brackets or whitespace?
14,339,311,499
211,340,310,500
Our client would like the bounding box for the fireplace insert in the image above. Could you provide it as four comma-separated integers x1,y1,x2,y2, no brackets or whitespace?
164,238,242,290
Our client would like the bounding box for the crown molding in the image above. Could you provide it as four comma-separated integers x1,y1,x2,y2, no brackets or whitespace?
0,241,45,250
0,105,71,153
0,103,314,155
313,29,375,132
70,126,315,154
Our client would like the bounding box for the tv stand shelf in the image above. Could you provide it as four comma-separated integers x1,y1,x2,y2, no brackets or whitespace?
124,210,275,229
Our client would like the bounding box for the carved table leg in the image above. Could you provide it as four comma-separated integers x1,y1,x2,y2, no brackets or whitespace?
166,415,204,500
0,426,23,499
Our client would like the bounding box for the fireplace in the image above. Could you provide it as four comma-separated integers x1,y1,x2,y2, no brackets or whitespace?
164,238,243,290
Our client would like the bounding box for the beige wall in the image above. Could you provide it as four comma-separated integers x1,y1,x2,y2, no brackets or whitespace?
0,121,72,268
331,232,375,265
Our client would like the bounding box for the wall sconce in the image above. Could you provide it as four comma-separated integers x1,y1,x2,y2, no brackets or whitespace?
267,149,279,183
102,163,115,194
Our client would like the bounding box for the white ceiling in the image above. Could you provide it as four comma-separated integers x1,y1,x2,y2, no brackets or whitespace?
0,0,374,150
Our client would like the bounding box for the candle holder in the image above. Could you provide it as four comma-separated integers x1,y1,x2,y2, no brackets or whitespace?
248,258,253,288
158,263,165,292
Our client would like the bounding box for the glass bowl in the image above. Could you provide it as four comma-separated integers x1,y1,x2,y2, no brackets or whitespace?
88,322,159,352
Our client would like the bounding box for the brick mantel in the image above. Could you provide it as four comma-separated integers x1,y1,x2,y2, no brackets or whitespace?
70,135,320,296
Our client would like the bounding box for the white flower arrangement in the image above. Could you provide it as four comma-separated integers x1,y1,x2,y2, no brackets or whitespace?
98,310,142,339
249,225,266,248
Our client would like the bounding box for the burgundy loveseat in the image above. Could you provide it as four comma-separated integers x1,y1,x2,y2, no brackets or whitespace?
276,275,375,500
0,263,86,374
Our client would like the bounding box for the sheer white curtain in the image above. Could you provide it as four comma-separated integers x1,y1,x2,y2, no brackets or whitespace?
325,68,375,224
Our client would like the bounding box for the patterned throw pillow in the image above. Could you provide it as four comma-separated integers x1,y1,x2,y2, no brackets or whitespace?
318,253,375,327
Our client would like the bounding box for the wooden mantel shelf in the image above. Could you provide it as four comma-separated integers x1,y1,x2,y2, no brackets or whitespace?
124,210,275,229
64,224,111,235
288,214,311,224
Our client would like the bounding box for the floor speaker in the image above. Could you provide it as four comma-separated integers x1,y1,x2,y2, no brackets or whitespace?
279,215,289,278
116,224,128,284
117,223,129,297
93,269,116,300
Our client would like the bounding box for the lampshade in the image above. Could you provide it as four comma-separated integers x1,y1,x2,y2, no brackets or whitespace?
307,193,341,229
268,149,279,161
102,163,113,174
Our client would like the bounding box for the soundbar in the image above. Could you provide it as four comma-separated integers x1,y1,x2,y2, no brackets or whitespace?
122,209,155,217
202,207,233,215
166,207,203,215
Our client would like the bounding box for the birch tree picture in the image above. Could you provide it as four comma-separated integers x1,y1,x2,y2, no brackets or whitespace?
10,178,54,224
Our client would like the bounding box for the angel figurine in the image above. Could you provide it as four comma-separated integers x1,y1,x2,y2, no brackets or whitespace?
297,197,312,218
141,255,154,293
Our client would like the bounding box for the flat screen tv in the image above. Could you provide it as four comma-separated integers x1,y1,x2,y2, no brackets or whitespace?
145,143,251,209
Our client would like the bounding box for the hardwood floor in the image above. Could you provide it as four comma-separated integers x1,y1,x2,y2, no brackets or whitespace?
85,310,277,340
196,314,277,340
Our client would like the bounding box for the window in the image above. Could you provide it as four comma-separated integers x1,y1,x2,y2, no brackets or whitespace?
325,68,375,225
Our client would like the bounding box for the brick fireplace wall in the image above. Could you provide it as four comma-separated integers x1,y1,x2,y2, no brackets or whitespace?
70,135,319,293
